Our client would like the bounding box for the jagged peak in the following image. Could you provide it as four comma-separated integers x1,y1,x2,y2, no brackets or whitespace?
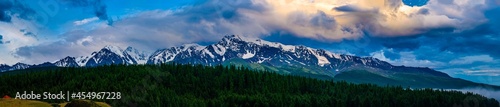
62,56,76,59
180,43,203,48
222,35,240,39
13,62,28,66
98,45,133,57
219,35,305,52
102,45,124,53
38,62,54,65
221,35,242,43
221,35,259,43
125,46,134,51
179,43,205,51
124,46,142,54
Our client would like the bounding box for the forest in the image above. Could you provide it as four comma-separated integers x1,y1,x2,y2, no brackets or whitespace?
0,63,498,107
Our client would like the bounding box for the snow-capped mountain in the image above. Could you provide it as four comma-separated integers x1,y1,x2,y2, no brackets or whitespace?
124,46,149,64
0,62,59,72
0,63,35,72
1,35,492,89
0,35,448,78
10,63,31,71
67,45,149,67
54,56,79,67
145,35,403,76
0,64,12,72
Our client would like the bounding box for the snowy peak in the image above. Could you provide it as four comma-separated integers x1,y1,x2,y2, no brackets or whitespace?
0,63,34,72
0,64,11,72
54,56,79,67
11,63,31,70
2,35,438,78
145,35,396,74
179,43,205,52
76,45,149,67
102,45,125,57
219,35,298,53
221,35,244,42
123,46,148,64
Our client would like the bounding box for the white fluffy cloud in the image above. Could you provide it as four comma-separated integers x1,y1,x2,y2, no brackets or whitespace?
0,16,40,65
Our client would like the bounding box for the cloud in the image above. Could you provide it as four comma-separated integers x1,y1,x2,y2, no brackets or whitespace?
59,0,113,25
265,0,498,40
0,35,3,44
333,5,363,12
74,17,99,26
450,55,494,65
0,34,11,44
14,34,100,63
463,70,500,76
370,50,444,68
9,0,258,63
442,65,500,76
0,15,39,64
9,0,500,67
453,88,500,101
0,0,36,22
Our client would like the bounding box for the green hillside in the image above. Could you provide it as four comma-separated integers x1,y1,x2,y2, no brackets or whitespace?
334,70,498,89
0,64,498,107
222,58,500,89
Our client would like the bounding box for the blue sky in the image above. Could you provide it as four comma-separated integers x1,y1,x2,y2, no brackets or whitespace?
0,0,499,85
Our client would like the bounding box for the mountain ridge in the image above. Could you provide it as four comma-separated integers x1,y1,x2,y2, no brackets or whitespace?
0,35,450,77
1,35,494,89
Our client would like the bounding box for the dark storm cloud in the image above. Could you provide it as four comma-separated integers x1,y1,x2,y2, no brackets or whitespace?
59,0,113,25
0,0,36,22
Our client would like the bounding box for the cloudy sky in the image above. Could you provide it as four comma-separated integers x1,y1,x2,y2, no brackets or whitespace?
0,0,499,85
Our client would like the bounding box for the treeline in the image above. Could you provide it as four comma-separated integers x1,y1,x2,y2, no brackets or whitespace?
0,64,498,107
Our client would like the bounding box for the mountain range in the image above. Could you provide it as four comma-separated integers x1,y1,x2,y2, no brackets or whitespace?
1,35,498,89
